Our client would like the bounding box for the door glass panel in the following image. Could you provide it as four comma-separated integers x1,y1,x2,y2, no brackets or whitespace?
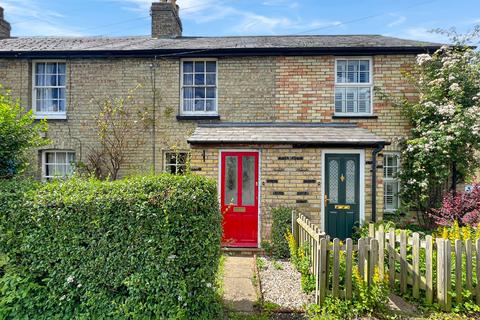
328,159,339,204
346,159,356,204
242,156,255,205
225,156,238,205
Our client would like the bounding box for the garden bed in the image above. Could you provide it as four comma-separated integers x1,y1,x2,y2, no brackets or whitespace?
257,256,314,311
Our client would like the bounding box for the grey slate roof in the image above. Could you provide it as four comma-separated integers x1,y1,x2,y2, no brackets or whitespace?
188,123,389,146
0,35,442,53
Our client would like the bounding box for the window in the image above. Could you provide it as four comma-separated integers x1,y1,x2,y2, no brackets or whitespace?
181,60,217,115
42,151,75,180
164,152,188,175
335,58,373,115
383,152,400,212
33,61,67,119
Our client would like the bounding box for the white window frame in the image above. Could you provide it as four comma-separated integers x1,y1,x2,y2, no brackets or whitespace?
383,152,401,213
41,150,76,180
163,150,189,175
180,58,218,116
334,57,374,116
32,60,67,120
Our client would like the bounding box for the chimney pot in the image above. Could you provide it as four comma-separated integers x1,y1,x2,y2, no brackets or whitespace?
151,0,182,38
0,7,10,38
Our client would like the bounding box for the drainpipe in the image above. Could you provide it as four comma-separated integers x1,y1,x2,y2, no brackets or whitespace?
371,143,385,223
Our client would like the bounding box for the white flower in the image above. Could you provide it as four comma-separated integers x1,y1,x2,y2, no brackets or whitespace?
168,254,177,260
416,54,432,66
77,283,82,288
449,83,461,92
66,275,75,284
60,295,66,301
178,296,183,301
206,283,212,288
437,104,456,117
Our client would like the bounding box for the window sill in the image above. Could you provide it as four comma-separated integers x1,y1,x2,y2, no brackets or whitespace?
34,113,67,120
176,115,220,121
332,114,378,120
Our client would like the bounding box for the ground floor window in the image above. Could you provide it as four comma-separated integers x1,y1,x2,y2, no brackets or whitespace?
164,151,188,175
383,152,401,212
42,150,75,180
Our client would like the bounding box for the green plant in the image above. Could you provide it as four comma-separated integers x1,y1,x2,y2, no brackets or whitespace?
285,230,299,268
256,257,266,271
270,207,292,259
0,174,222,319
260,240,273,256
0,86,49,179
307,297,357,320
272,260,283,271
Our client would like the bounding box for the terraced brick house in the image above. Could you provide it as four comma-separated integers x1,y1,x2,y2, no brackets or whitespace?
0,1,441,245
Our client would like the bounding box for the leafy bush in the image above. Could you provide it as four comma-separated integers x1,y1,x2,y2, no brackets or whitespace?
307,267,389,319
0,175,222,319
430,183,480,227
0,86,49,178
285,230,315,293
270,207,292,259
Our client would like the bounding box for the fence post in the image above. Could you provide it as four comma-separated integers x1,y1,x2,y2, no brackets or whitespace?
465,238,473,292
376,230,385,281
476,238,480,306
332,238,340,297
412,232,420,299
455,239,463,304
369,238,378,286
345,238,353,300
425,235,433,305
358,238,367,281
316,237,327,306
437,238,452,312
292,211,299,246
400,230,407,294
388,230,396,288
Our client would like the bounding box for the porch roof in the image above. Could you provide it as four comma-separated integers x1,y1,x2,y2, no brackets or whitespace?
187,122,389,147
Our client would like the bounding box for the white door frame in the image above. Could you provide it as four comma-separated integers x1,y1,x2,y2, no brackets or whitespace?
218,149,262,248
321,149,365,233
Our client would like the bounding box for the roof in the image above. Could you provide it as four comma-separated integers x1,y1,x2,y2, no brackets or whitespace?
187,122,389,147
0,35,442,58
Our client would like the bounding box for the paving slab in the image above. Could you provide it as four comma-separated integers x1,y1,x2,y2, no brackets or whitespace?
223,256,257,313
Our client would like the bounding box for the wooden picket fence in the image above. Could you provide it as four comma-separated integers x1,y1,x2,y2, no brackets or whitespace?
291,212,480,311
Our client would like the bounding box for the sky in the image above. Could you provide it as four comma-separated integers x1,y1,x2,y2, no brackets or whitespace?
1,0,479,43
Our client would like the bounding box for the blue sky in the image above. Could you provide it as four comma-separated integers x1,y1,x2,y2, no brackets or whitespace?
2,0,478,43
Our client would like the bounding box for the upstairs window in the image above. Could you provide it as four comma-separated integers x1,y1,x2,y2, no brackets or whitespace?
335,58,373,115
181,60,217,115
33,61,67,119
383,152,401,212
164,151,188,175
42,151,75,180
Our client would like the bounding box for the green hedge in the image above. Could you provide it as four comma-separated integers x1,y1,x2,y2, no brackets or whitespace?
271,207,292,259
0,175,222,319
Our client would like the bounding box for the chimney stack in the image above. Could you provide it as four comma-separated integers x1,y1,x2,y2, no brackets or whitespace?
0,7,11,38
151,0,182,38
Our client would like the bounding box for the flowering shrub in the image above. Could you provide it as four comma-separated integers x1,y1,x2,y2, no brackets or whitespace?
0,175,222,319
398,32,480,220
431,183,480,226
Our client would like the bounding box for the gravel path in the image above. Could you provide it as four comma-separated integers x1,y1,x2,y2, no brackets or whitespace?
258,257,314,311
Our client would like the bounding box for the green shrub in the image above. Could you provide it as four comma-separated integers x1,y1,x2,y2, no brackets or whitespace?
270,207,292,259
0,175,222,319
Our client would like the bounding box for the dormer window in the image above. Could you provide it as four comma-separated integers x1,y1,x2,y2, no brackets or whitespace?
334,58,373,116
181,59,217,116
33,61,67,119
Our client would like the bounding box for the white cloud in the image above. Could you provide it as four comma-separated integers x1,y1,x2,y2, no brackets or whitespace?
261,0,299,9
3,0,85,36
392,27,449,43
387,13,406,28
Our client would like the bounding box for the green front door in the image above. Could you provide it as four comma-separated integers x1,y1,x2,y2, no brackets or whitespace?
325,154,360,239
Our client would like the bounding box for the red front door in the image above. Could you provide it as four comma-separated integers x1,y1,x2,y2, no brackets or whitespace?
221,151,259,247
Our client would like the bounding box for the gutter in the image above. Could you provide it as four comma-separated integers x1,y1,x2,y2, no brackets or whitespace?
0,46,442,59
371,143,386,223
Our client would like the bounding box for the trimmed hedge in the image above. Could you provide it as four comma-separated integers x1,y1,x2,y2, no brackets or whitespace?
271,207,292,259
0,175,222,319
